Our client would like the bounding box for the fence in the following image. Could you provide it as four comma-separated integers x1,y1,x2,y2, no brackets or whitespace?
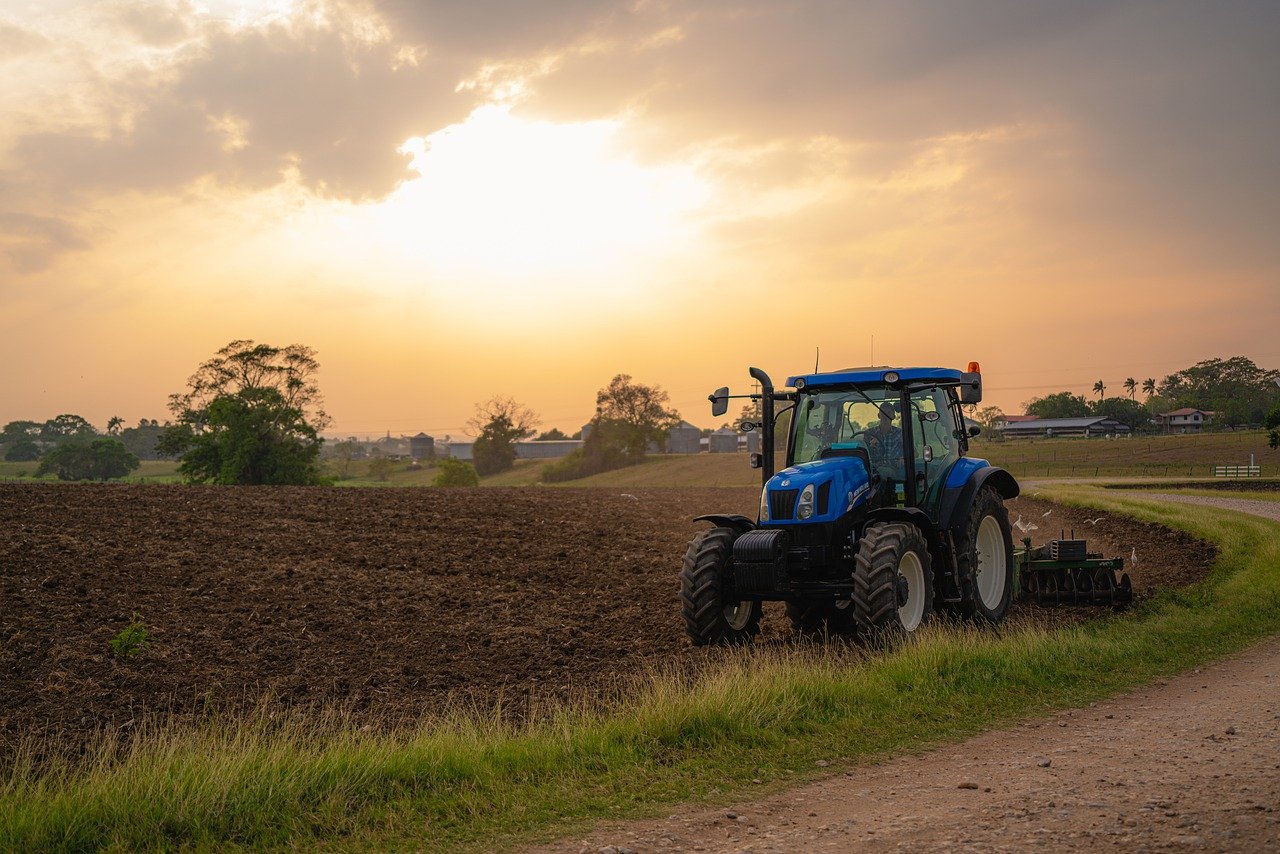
1212,465,1262,478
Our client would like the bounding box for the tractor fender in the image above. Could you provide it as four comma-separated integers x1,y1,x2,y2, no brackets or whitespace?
692,514,757,536
937,465,1020,536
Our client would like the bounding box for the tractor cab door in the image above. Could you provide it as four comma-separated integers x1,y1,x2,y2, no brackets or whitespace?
909,386,961,513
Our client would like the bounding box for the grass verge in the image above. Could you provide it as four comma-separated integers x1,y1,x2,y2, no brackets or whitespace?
2,492,1278,852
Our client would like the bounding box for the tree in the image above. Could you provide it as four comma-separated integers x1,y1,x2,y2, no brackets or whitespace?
468,397,539,476
1158,356,1280,426
1123,377,1137,400
106,416,124,436
329,439,360,479
1265,403,1280,431
1090,397,1152,431
543,375,680,482
1024,392,1091,420
40,414,96,441
2,420,41,442
4,440,40,462
974,405,1005,429
1092,380,1106,401
37,438,139,481
1141,378,1157,398
593,374,680,457
159,340,329,485
534,427,570,441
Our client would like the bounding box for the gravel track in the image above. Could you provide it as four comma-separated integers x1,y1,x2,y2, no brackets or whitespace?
1127,492,1280,523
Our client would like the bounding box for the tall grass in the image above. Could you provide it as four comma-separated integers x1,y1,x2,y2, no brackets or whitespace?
3,492,1278,851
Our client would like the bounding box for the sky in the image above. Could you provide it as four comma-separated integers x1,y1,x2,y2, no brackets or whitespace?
2,0,1278,438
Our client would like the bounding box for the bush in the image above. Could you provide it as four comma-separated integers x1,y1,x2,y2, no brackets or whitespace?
37,438,140,481
433,457,479,487
4,440,40,462
366,457,397,482
541,423,640,483
1265,404,1280,431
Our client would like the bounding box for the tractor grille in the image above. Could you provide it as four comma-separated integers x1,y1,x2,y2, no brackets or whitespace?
769,489,799,520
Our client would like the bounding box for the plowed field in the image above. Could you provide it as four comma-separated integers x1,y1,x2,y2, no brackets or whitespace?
0,484,1212,756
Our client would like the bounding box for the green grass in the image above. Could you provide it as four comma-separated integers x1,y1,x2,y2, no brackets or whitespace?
3,491,1278,851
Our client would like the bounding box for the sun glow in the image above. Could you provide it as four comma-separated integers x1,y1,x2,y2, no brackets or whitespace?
362,105,710,286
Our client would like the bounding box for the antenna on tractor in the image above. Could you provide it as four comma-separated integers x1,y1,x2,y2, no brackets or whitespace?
814,347,820,373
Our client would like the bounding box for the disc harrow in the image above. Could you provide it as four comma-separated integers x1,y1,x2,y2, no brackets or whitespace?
1016,535,1133,609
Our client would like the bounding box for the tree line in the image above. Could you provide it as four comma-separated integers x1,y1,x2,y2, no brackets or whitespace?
971,356,1280,440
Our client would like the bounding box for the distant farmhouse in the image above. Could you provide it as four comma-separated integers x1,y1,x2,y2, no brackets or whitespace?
1155,408,1216,434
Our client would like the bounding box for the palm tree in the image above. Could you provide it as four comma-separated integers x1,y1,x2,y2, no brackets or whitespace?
106,416,124,436
1142,378,1156,398
1123,377,1137,400
1092,379,1106,401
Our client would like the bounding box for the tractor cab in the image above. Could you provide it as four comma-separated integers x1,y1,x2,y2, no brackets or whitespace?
764,366,982,524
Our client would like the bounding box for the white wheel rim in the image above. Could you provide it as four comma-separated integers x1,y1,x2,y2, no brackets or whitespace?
897,550,926,631
975,515,1007,609
725,601,753,630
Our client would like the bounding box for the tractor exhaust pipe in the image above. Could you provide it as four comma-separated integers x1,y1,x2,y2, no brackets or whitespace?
749,367,775,487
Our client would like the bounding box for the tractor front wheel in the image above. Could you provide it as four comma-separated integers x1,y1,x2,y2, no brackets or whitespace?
851,522,933,637
680,527,761,645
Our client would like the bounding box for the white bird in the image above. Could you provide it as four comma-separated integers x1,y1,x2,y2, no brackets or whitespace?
1085,517,1104,526
1032,491,1042,497
1026,522,1039,532
1130,547,1139,567
1013,514,1027,532
1042,510,1053,517
619,494,639,501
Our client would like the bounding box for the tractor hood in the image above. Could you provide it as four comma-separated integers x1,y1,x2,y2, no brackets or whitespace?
760,455,872,525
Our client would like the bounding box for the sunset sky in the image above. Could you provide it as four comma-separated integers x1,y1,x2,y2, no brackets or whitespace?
3,0,1278,438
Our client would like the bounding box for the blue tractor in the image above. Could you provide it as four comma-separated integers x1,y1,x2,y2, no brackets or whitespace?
680,364,1020,644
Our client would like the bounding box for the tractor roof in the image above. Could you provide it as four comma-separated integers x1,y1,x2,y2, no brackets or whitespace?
786,366,964,388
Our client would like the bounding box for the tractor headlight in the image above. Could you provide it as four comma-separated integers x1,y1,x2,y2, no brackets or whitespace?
759,486,770,522
796,483,816,520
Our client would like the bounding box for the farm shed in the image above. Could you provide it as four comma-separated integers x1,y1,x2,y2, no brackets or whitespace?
666,420,702,454
513,440,583,459
709,427,739,453
1002,417,1131,439
409,433,435,460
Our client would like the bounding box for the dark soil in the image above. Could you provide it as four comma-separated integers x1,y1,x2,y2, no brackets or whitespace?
0,484,1215,757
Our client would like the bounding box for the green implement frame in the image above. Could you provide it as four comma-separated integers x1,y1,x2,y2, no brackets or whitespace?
1015,537,1133,609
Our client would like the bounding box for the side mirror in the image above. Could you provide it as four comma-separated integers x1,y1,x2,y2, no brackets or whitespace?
739,421,757,433
968,425,982,438
709,386,729,417
749,452,763,469
959,372,983,404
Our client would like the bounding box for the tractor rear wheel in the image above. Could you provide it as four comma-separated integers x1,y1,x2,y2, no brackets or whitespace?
957,486,1015,623
851,522,933,637
680,527,761,645
785,600,856,637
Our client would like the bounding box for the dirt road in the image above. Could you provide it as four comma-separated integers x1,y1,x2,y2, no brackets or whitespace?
542,636,1280,853
541,494,1280,853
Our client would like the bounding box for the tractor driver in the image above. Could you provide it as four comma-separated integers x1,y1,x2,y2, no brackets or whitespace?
864,402,904,480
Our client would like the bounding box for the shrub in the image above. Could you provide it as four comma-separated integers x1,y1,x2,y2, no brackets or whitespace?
37,438,140,481
109,614,150,660
434,457,479,487
366,457,397,482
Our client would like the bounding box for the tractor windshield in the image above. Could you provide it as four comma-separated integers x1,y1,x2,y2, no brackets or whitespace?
790,387,905,482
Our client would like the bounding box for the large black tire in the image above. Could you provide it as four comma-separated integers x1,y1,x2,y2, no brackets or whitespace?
680,527,761,645
851,522,933,637
785,600,856,637
956,486,1015,623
